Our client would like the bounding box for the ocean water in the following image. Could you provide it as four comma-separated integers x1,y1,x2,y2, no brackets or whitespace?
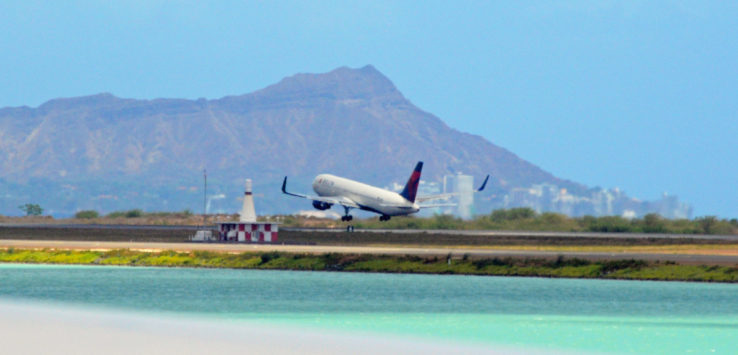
0,264,736,353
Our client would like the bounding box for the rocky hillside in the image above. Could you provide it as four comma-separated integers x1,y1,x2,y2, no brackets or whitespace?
0,66,687,217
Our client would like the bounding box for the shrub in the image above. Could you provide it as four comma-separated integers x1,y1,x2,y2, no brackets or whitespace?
601,259,646,272
489,208,536,222
641,213,666,233
540,212,568,225
106,209,144,218
106,211,125,218
696,216,718,234
430,214,463,229
473,257,512,268
585,216,634,233
125,209,144,218
75,210,99,219
259,252,282,264
549,256,590,268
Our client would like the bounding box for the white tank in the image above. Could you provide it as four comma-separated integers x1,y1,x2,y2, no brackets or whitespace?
239,179,257,222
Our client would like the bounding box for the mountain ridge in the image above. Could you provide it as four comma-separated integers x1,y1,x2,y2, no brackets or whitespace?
0,65,689,218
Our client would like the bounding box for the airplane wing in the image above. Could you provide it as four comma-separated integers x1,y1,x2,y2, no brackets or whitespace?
379,203,417,210
416,193,455,203
281,177,359,209
417,203,457,208
415,175,490,203
319,196,359,209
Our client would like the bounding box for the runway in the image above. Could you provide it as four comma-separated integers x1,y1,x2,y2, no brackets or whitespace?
288,227,738,241
2,223,737,265
2,223,738,241
1,239,737,265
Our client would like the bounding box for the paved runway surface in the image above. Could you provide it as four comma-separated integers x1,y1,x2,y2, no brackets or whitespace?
3,223,738,241
289,228,738,241
1,239,737,265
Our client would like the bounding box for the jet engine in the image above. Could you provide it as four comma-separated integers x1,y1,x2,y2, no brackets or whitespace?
312,200,332,210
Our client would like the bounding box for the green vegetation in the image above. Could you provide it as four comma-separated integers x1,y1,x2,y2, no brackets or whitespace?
74,210,100,219
338,208,738,235
106,209,140,218
1,248,736,283
125,209,143,218
18,203,43,216
104,209,194,219
144,209,194,218
9,206,732,236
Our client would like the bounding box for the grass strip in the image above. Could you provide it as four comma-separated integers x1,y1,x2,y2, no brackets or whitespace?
364,243,738,255
1,248,737,283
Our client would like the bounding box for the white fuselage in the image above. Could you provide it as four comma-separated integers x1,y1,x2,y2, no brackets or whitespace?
312,174,420,216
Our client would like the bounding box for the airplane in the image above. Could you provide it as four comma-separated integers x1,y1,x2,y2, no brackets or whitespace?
281,161,489,221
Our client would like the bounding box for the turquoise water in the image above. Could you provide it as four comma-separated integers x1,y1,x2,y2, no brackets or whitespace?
1,264,736,353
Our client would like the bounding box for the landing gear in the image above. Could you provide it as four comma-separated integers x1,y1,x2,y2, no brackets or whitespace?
341,206,355,232
379,215,391,222
341,206,353,222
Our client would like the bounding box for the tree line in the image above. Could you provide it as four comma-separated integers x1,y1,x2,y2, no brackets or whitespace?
346,208,738,235
12,203,738,235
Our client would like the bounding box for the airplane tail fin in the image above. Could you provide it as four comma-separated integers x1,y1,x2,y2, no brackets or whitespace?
400,161,423,203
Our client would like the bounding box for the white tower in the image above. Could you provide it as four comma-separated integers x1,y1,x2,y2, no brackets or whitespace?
240,179,257,222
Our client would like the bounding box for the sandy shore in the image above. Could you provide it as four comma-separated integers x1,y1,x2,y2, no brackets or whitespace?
0,300,527,355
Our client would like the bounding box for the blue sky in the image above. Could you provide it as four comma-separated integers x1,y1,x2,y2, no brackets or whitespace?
1,1,736,217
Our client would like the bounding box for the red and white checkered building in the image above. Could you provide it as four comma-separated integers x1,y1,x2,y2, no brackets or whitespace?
217,222,278,243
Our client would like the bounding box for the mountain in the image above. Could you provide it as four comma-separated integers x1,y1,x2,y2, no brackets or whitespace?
0,66,690,218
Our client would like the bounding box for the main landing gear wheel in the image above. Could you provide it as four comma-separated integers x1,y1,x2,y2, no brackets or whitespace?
379,215,391,222
341,206,353,222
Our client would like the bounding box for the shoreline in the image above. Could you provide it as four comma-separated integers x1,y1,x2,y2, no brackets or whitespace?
2,248,737,283
0,301,494,355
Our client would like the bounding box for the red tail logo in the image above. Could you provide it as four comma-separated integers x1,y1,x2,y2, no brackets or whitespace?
400,162,423,202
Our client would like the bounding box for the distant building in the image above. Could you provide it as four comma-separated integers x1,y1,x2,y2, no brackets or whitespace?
500,182,692,219
443,173,475,219
648,193,692,219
